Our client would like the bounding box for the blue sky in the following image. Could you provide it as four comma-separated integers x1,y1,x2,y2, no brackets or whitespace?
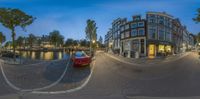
0,0,200,42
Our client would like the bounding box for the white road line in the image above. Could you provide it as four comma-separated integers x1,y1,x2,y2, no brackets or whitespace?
32,60,96,94
0,57,71,92
0,62,21,91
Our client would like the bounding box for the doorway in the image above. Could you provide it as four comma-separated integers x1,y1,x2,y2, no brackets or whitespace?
148,44,155,58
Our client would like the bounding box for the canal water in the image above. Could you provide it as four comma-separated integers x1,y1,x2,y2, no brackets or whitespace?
17,51,70,60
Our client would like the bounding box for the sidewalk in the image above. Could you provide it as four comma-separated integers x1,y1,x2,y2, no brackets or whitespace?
105,52,191,66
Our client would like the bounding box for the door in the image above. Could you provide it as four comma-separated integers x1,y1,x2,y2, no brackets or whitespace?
148,44,155,58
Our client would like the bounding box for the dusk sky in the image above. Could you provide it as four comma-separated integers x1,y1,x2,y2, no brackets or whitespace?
0,0,200,42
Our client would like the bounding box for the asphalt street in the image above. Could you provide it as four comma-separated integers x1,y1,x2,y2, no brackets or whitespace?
0,52,200,99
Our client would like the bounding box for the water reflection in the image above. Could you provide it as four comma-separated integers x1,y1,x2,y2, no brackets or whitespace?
18,51,69,60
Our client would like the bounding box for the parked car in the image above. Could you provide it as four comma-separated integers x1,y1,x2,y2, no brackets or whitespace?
71,51,92,67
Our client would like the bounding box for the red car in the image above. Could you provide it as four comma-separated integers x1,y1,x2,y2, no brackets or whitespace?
71,51,92,67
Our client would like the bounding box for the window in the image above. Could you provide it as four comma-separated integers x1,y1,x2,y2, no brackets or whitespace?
148,15,156,23
165,45,172,52
148,19,155,23
138,28,145,36
166,32,171,41
125,31,130,38
158,45,165,53
131,29,137,37
131,23,137,28
120,26,124,32
158,16,164,24
125,24,129,30
121,33,124,39
158,29,165,40
138,22,144,27
148,28,156,39
132,40,139,52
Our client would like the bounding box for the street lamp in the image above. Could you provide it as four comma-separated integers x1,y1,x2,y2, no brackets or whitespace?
199,43,200,46
90,40,96,57
92,40,95,44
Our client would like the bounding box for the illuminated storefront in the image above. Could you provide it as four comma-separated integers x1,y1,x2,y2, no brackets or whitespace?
158,45,165,53
148,44,155,58
147,40,174,58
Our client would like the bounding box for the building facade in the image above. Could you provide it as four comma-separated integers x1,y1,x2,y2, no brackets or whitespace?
105,11,193,58
146,12,174,58
120,15,147,58
182,26,190,52
172,18,183,54
188,33,195,50
111,18,127,54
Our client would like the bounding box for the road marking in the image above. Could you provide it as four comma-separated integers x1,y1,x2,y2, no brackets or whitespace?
31,60,96,94
0,62,21,91
0,57,71,92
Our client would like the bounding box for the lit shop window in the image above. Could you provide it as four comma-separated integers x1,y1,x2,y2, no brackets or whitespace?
165,45,172,52
158,45,165,53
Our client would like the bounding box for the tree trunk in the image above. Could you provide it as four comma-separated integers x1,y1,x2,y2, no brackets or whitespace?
90,40,92,56
12,29,16,62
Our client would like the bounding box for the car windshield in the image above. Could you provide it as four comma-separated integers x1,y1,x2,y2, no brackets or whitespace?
75,52,87,57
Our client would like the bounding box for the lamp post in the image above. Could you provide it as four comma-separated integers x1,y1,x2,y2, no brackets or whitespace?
90,40,95,57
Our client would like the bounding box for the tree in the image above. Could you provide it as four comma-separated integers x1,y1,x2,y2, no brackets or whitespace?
193,8,200,23
4,41,12,49
0,8,35,61
49,30,64,47
98,36,103,48
98,36,103,44
73,40,79,47
0,32,6,47
28,33,36,48
65,38,74,47
80,39,89,47
16,36,24,48
85,19,98,55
